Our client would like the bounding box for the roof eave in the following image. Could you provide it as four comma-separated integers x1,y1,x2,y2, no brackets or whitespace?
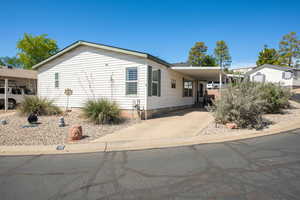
32,41,171,69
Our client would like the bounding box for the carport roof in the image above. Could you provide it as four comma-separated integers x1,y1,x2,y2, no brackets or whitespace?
0,67,37,79
171,66,226,81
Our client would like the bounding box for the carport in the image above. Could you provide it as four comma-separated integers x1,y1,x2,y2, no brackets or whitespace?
171,66,227,103
0,67,37,112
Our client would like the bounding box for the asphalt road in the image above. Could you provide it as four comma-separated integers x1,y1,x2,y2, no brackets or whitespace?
1,129,300,200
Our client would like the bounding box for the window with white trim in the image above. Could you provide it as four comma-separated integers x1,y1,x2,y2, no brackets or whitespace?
253,72,265,82
152,70,159,96
55,72,59,88
283,71,293,80
171,79,176,88
126,67,138,95
183,80,193,97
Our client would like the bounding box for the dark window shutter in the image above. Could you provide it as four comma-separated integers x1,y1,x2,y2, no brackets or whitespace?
191,81,193,97
158,69,161,97
182,78,185,97
148,66,152,96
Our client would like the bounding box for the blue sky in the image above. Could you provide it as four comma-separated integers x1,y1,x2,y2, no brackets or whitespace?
1,0,300,68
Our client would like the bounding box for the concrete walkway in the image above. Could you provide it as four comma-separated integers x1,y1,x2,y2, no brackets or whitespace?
93,108,213,142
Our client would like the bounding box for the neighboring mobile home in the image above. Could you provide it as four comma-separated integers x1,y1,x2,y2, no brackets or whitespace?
33,41,225,118
246,64,300,88
0,66,37,111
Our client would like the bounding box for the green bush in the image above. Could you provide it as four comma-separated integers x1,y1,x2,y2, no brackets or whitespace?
210,81,292,129
258,83,292,113
210,82,267,129
18,96,62,116
82,99,121,124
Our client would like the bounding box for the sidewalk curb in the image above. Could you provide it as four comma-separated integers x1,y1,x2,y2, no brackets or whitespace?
1,117,300,156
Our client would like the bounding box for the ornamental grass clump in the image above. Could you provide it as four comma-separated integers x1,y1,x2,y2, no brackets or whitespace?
18,96,62,116
210,82,267,129
82,99,121,124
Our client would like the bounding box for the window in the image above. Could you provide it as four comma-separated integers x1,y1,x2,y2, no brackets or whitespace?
183,80,193,97
283,71,293,80
11,88,21,95
152,70,159,96
171,79,176,89
126,67,138,95
55,73,59,88
252,72,265,82
0,88,8,94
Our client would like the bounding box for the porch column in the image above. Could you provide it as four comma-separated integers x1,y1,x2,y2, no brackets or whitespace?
219,71,222,90
4,78,8,112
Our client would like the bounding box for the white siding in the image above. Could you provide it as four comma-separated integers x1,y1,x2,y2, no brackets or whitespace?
146,60,196,110
38,46,147,110
293,71,300,87
249,68,293,86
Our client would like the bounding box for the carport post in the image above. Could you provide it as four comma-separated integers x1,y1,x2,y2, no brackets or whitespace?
4,78,8,112
219,68,222,91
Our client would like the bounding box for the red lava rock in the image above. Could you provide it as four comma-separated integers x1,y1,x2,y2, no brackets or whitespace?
69,125,83,141
226,123,238,129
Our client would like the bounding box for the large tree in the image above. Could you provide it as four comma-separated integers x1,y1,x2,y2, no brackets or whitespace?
17,33,59,69
201,55,217,66
279,32,300,67
256,45,280,66
0,56,23,68
214,40,231,68
188,42,208,66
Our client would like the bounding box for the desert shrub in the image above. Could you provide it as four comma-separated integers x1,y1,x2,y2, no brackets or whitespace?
82,99,121,124
18,96,62,116
258,83,292,113
210,81,267,129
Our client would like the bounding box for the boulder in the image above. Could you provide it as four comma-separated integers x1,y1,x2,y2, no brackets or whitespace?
68,125,83,141
0,120,7,125
226,122,238,129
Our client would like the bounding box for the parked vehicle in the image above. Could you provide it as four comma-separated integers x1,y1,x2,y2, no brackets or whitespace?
207,81,215,89
207,81,225,89
0,87,35,109
214,82,226,89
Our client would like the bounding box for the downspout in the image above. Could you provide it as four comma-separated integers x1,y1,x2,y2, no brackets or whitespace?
4,79,8,112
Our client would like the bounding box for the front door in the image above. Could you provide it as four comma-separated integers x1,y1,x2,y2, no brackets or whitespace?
196,82,204,104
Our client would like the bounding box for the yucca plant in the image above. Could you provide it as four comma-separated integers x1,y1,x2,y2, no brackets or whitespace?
18,96,62,116
82,99,121,124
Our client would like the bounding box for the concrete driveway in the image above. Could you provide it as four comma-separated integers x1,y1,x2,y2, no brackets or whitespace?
94,108,213,142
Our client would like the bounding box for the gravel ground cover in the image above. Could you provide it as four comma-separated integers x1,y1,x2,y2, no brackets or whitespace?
0,110,15,114
0,111,139,146
199,100,300,136
1,100,300,146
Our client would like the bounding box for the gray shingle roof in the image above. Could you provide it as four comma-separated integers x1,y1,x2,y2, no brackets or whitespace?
246,64,295,76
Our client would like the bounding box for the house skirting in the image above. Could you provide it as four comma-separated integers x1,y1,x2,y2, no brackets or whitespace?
100,105,195,120
64,105,194,120
142,105,194,119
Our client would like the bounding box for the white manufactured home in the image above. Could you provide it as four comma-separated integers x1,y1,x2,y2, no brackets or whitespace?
246,64,300,88
33,41,225,118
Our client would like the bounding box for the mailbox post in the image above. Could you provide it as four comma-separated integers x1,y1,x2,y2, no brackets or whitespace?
64,88,73,111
